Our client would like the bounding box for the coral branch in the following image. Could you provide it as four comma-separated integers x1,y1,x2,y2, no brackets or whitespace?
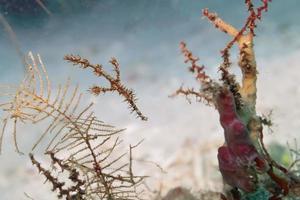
202,0,271,111
202,8,239,38
202,7,257,111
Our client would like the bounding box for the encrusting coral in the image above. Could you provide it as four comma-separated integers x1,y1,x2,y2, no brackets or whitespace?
172,0,300,199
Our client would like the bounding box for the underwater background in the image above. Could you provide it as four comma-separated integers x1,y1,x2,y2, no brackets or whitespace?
0,0,300,199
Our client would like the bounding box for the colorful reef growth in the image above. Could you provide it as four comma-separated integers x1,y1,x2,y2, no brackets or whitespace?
172,1,300,200
0,52,147,200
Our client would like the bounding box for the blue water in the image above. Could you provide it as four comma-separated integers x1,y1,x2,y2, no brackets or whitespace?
1,0,299,76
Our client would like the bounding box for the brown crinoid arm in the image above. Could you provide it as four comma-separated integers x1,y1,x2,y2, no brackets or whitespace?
64,55,147,121
30,153,86,199
170,41,218,106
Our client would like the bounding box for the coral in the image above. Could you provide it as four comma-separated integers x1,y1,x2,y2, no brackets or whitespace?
173,0,300,199
0,52,147,199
